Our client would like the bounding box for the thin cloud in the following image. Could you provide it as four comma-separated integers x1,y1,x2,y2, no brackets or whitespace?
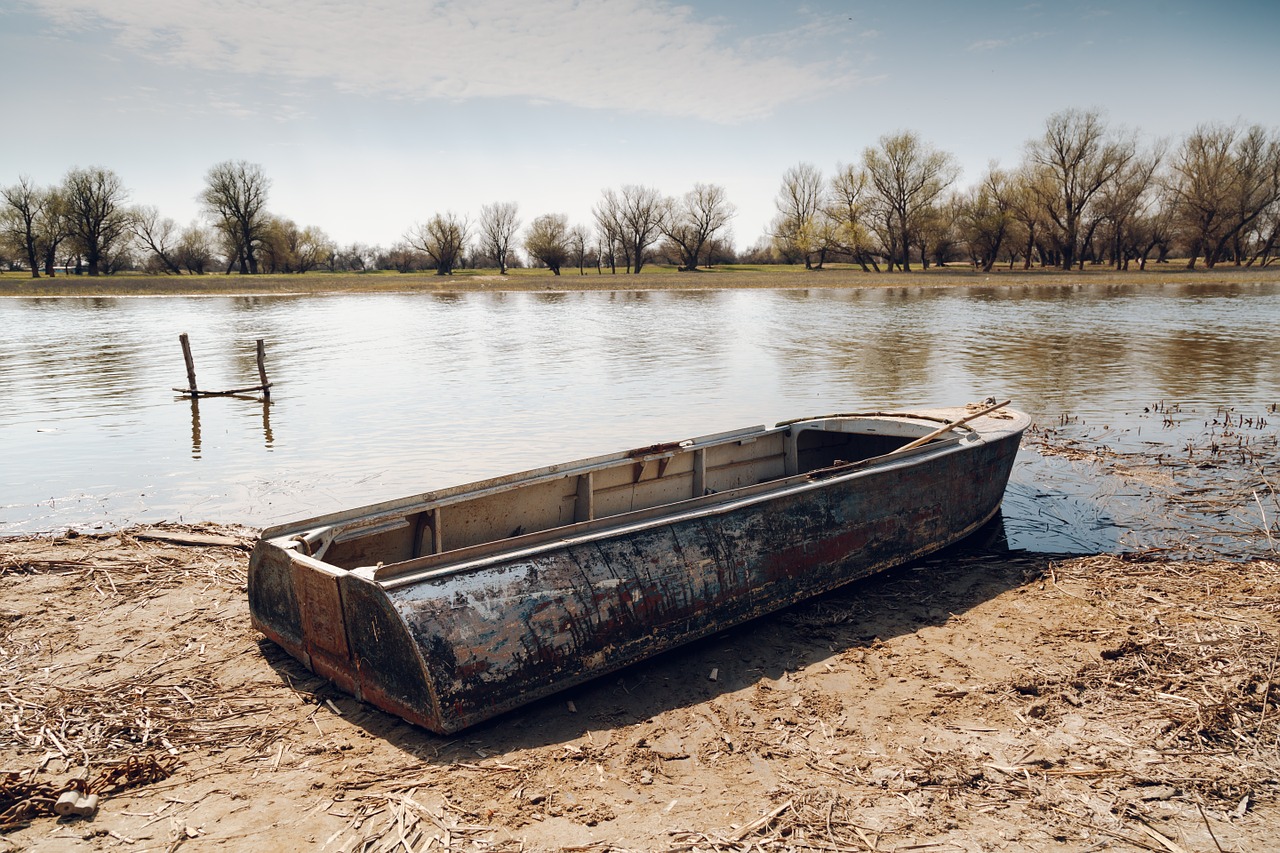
25,0,856,122
967,31,1046,51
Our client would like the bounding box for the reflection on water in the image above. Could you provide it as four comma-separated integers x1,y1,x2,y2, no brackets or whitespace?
2,281,1279,553
186,396,273,458
189,396,201,457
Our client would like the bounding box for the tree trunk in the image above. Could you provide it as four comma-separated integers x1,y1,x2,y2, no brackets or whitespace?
1249,222,1279,266
1060,245,1075,271
1185,238,1200,269
24,245,40,278
899,214,911,272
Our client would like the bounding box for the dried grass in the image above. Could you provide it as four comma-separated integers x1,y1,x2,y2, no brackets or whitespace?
4,457,1280,849
0,524,290,833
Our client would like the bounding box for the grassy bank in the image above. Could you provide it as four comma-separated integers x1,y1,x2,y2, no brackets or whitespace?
1,262,1276,297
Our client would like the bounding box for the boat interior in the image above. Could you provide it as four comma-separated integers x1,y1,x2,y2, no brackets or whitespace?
279,414,963,575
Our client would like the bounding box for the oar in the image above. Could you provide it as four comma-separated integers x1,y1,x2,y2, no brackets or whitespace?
892,399,1011,454
806,399,1013,480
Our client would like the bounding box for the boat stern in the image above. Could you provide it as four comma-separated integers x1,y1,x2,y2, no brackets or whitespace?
248,536,450,731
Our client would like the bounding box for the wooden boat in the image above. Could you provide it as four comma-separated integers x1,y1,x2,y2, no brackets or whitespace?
248,401,1030,734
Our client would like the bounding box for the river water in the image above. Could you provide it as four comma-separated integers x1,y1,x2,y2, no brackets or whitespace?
3,281,1278,553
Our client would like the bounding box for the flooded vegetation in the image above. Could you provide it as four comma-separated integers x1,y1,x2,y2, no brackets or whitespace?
3,279,1278,552
1014,402,1279,557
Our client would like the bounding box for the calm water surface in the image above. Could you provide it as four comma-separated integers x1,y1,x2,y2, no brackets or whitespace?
3,281,1278,552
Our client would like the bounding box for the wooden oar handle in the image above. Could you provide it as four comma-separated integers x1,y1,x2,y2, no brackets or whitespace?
893,399,1011,454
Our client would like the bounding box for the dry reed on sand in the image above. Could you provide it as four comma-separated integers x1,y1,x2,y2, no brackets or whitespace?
0,524,292,831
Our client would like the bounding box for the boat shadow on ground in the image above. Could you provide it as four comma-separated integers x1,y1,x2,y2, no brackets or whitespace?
259,518,1076,761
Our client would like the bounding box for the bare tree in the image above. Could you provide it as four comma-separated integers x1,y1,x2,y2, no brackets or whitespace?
660,183,736,271
1,177,52,277
131,205,184,274
1167,123,1280,268
383,242,427,273
595,186,667,273
35,189,69,276
524,213,571,274
592,191,626,273
915,200,960,268
200,160,271,274
863,131,959,271
1024,109,1136,270
568,224,591,275
772,163,825,268
405,212,470,275
61,166,132,276
1248,203,1280,266
337,242,375,272
477,202,521,274
1004,167,1054,268
827,164,880,270
175,222,215,274
955,165,1015,272
1094,142,1165,269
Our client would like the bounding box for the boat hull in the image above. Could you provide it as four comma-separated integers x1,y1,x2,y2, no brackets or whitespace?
249,408,1027,733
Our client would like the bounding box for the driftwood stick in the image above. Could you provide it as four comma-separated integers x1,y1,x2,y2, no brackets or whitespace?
893,399,1011,455
172,384,273,398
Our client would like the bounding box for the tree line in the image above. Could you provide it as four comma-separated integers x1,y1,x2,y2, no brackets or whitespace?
3,109,1279,278
0,159,739,279
769,109,1280,273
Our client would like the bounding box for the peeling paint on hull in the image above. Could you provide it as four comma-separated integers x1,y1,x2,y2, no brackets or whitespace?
249,407,1029,733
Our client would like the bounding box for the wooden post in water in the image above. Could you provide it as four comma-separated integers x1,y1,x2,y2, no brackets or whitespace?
179,333,199,396
174,333,272,398
256,339,271,399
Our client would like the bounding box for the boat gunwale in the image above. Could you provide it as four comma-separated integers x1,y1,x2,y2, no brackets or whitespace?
256,423,768,541
260,414,975,543
367,410,1028,589
366,432,980,590
258,409,1030,589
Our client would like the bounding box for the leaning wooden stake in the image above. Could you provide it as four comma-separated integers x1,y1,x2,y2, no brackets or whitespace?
256,339,271,400
179,333,199,396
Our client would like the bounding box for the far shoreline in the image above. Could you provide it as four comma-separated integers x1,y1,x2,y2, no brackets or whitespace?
2,263,1277,298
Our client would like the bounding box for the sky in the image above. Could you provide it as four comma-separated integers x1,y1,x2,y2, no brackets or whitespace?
3,0,1279,253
